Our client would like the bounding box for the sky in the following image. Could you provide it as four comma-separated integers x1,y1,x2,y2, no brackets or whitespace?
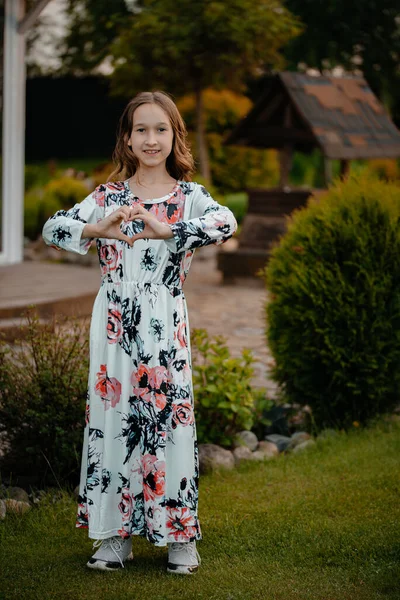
27,0,69,72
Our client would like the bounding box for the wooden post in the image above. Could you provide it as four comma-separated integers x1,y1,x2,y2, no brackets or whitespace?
279,103,293,187
324,157,333,186
340,159,350,179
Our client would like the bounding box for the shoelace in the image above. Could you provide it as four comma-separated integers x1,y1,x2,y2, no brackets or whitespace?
92,536,127,568
169,542,201,565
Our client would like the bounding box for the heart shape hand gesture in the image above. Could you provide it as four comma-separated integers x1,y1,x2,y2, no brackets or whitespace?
93,204,173,247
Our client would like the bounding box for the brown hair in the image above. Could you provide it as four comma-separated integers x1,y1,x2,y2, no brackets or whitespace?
108,90,195,183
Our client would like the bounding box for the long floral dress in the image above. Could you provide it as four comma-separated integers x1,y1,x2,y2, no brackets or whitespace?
42,179,237,546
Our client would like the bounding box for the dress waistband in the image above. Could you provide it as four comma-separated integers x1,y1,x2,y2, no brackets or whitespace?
100,277,183,295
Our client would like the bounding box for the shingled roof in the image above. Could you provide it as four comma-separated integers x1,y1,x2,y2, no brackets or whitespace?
224,72,400,160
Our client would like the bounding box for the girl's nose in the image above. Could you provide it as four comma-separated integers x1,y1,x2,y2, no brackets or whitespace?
146,133,157,145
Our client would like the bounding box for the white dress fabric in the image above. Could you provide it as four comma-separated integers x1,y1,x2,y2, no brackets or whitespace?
42,179,237,546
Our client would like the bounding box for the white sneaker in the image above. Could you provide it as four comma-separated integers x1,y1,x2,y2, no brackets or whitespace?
86,535,133,571
167,541,201,574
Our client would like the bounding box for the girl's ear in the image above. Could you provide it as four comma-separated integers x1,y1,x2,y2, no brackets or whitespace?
124,133,131,147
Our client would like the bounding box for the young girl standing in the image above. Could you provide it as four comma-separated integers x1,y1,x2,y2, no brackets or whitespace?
42,90,237,575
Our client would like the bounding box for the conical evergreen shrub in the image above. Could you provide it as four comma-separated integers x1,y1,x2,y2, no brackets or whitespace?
262,175,400,430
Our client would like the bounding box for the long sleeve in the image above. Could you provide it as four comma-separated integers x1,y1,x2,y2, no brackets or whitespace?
164,183,237,254
42,186,104,255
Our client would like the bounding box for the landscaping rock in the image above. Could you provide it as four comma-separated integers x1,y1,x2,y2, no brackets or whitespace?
4,499,31,515
74,485,80,500
292,439,316,453
288,431,311,449
233,446,255,465
198,444,235,474
233,430,259,452
0,486,29,503
257,441,280,458
264,434,292,452
0,500,6,520
262,405,291,436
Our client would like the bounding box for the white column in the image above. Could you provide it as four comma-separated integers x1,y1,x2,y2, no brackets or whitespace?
0,0,26,265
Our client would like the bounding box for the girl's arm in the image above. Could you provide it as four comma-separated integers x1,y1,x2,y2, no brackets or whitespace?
42,187,105,255
164,183,238,254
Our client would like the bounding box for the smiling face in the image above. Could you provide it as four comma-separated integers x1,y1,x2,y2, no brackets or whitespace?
127,103,174,169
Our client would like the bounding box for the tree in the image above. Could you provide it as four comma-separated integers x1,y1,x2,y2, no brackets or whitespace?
284,0,400,123
109,0,301,183
59,0,133,75
177,88,280,191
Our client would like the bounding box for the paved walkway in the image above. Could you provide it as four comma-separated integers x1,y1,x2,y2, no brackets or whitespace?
0,246,277,395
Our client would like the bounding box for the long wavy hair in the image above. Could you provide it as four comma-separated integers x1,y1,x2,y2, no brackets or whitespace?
108,90,195,183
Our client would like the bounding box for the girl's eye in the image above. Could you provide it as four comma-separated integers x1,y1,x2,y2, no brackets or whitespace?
159,128,166,132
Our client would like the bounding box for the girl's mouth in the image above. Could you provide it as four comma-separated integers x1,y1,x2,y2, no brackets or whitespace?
144,150,160,154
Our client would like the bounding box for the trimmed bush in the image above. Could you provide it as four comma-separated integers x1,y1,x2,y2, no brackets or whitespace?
24,176,90,240
261,175,400,430
24,188,61,240
0,313,90,487
43,176,89,210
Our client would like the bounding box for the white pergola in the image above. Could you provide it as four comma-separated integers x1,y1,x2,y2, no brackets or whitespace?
1,0,53,265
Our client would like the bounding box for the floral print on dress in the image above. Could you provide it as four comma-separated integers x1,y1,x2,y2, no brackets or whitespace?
41,180,237,546
94,365,122,410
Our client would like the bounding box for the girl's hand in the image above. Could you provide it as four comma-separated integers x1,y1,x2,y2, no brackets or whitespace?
91,206,138,246
128,204,173,243
83,205,173,246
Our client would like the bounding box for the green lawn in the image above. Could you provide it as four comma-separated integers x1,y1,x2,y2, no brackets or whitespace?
1,418,399,600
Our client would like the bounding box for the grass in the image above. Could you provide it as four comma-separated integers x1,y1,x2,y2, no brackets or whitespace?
1,418,399,600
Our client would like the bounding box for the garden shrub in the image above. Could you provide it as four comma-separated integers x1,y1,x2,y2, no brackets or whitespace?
261,174,400,430
365,158,399,182
24,176,90,240
43,176,89,210
24,188,61,240
178,88,280,193
24,165,43,191
0,313,90,487
191,328,269,447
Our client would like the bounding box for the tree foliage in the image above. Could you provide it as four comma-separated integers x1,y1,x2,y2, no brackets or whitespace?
60,0,133,74
110,0,301,97
284,0,400,121
109,0,301,180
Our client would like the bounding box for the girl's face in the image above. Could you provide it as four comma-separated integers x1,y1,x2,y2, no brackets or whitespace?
128,103,174,170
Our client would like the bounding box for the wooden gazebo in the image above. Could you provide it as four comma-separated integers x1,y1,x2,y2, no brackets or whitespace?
218,72,400,282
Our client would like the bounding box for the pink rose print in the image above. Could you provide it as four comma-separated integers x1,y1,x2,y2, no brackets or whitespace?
117,528,131,539
174,322,187,349
149,187,184,224
118,491,133,522
107,303,123,343
166,507,197,542
140,454,166,503
131,364,170,410
106,182,125,192
94,186,105,207
99,244,122,275
171,402,194,429
180,251,193,286
95,364,122,410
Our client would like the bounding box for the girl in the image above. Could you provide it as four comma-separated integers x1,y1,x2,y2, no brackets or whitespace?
42,90,237,575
